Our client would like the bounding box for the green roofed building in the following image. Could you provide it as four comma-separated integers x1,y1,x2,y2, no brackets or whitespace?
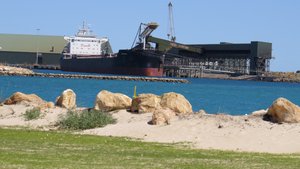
0,34,67,66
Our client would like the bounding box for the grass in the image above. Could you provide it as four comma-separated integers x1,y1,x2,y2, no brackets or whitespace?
0,128,299,169
57,109,116,130
24,107,41,121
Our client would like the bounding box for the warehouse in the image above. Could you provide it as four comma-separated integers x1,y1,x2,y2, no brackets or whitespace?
0,34,66,67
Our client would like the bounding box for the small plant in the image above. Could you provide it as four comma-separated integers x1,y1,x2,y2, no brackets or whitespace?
24,107,41,121
58,109,116,130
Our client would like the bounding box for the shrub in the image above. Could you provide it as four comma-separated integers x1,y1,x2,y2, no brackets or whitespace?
24,107,41,121
58,109,116,130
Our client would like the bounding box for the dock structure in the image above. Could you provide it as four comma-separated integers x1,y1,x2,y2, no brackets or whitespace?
187,41,272,75
0,72,188,83
147,36,272,78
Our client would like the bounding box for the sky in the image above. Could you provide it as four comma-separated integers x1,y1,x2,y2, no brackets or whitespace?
0,0,299,72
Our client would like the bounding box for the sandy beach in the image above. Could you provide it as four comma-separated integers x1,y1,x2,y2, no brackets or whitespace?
1,104,300,154
82,110,300,154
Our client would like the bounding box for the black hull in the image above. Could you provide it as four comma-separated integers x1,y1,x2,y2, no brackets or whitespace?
60,49,164,76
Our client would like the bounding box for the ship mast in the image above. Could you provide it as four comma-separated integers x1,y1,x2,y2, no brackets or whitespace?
167,2,176,42
76,21,95,38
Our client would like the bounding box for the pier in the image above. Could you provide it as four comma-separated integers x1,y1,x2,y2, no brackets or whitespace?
0,72,188,83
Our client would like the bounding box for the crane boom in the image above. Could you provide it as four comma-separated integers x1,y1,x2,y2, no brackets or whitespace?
168,2,176,42
139,22,159,41
147,36,202,54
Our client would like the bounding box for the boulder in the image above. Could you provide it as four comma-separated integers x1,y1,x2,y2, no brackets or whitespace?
151,108,176,125
131,93,161,113
160,92,193,115
4,92,45,105
3,92,53,109
266,97,300,123
55,89,76,109
94,90,132,111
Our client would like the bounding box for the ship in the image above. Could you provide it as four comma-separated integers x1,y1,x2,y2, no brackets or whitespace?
60,22,164,76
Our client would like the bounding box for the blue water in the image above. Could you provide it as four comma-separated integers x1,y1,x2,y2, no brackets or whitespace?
1,71,300,115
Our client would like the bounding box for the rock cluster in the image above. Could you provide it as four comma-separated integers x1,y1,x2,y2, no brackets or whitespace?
130,92,193,125
0,65,33,74
131,92,192,115
2,89,194,125
3,88,300,126
263,72,300,83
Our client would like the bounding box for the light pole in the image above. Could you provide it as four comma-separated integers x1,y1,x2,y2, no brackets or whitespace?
35,28,40,65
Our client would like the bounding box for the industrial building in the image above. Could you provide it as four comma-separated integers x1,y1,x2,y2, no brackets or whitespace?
0,34,66,67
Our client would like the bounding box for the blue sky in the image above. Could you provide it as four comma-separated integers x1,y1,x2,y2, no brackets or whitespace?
1,0,299,72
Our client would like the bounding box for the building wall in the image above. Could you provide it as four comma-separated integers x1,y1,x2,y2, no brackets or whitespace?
0,33,66,65
0,51,61,65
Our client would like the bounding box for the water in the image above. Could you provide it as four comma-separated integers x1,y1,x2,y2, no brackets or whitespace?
1,72,300,115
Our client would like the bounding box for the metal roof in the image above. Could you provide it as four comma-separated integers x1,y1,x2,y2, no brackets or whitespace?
0,34,67,54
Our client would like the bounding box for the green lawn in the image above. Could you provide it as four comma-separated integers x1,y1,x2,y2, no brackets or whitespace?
0,128,299,169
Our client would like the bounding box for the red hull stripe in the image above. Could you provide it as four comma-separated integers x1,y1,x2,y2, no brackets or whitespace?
62,67,164,77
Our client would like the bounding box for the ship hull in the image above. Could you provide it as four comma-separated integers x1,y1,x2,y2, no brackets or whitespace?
60,49,164,77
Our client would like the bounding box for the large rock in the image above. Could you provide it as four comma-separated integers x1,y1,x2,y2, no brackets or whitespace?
152,108,176,125
55,89,76,109
266,97,300,123
4,92,45,105
160,92,193,115
3,92,53,109
94,90,132,111
131,94,161,113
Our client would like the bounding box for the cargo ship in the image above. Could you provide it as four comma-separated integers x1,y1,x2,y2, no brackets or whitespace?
60,22,164,76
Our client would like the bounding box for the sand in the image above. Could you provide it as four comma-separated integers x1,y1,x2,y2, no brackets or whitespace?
0,104,67,129
1,104,300,154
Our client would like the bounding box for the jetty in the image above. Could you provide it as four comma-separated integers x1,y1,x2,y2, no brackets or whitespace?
0,71,188,83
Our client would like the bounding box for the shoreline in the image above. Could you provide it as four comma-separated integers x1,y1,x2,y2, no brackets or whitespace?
1,64,300,83
0,64,188,83
1,104,300,154
193,72,300,83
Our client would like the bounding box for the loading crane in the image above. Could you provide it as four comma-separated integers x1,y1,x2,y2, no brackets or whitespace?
131,21,201,55
167,2,176,42
132,22,159,50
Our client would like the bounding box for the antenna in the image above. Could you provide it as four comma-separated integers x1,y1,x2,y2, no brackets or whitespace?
167,2,176,42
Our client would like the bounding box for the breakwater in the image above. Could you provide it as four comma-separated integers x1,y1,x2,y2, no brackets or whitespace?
0,72,188,83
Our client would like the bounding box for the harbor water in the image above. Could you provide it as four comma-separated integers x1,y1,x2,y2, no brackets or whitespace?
1,70,300,115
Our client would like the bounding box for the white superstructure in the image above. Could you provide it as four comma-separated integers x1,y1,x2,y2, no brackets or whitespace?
63,22,112,57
